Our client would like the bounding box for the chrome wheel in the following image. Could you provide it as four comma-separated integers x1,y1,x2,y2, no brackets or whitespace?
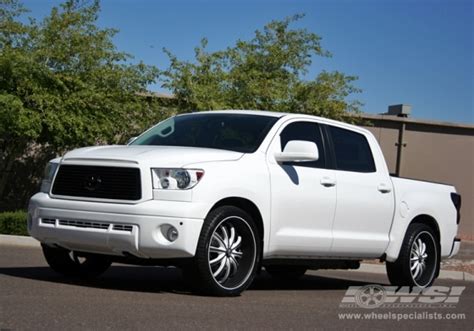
386,223,439,288
409,231,437,287
410,238,427,279
207,216,257,290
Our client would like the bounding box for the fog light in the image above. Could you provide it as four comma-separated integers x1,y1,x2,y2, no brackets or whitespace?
166,226,179,242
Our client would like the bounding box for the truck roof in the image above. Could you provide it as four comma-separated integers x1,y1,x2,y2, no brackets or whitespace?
178,109,370,136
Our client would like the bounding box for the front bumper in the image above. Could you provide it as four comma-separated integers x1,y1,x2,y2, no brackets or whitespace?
28,193,206,259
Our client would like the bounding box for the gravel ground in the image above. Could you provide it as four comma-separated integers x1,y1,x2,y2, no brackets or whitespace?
441,260,474,275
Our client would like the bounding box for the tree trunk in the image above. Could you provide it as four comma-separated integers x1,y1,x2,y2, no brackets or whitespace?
0,144,22,210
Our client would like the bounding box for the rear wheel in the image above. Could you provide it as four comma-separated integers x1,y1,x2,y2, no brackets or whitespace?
42,244,112,278
265,265,307,281
386,223,439,288
184,206,260,296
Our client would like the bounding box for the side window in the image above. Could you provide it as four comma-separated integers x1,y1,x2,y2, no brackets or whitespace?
328,126,376,173
279,121,326,168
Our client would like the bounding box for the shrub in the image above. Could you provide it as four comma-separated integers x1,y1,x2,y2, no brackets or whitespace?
0,210,28,236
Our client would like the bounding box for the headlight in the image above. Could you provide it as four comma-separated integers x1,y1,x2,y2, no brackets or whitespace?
151,168,204,190
40,161,59,193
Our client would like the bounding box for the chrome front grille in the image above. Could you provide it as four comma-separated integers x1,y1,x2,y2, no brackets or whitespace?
41,218,134,232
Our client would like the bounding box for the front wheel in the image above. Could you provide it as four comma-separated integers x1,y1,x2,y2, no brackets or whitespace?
185,206,260,296
386,223,439,288
42,244,112,278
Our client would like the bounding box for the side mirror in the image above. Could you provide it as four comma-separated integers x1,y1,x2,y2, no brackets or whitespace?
127,136,137,145
274,140,319,163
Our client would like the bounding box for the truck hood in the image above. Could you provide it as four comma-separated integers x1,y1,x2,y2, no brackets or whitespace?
62,145,244,167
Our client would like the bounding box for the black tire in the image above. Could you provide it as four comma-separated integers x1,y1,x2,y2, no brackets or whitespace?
266,265,307,281
184,206,261,296
386,223,439,288
42,244,112,278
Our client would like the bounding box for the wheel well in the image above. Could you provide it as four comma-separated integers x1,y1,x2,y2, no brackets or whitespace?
410,214,441,242
210,197,264,241
409,214,441,278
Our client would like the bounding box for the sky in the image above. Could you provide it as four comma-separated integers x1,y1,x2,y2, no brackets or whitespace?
22,0,473,124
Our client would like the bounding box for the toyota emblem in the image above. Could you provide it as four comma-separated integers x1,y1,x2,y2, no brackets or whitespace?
83,174,102,191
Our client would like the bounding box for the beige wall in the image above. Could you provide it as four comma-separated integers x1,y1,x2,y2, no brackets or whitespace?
363,116,474,240
365,122,399,173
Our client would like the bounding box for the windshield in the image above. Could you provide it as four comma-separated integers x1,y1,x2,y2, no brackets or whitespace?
131,113,280,153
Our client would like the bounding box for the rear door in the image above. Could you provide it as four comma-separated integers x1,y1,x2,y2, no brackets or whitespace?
326,124,394,257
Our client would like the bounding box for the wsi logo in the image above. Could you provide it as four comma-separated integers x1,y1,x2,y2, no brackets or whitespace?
340,285,465,309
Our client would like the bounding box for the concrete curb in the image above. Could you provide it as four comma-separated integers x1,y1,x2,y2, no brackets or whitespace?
1,234,472,281
356,263,474,282
0,234,40,248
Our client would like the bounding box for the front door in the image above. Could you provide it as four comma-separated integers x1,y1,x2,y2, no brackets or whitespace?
267,120,337,257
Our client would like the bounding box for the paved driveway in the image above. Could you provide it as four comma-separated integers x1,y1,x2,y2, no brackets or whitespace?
1,245,472,330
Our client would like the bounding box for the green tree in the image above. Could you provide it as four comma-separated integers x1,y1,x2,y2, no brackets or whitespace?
0,0,164,206
160,14,362,118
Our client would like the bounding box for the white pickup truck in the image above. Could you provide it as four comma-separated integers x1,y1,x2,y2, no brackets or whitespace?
28,110,462,296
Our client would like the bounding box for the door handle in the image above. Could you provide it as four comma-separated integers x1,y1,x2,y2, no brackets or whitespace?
377,184,392,193
320,177,336,187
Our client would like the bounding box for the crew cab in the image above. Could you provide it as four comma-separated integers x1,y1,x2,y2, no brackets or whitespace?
28,110,462,296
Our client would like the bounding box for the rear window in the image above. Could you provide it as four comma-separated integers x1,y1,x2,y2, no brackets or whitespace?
328,126,376,173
